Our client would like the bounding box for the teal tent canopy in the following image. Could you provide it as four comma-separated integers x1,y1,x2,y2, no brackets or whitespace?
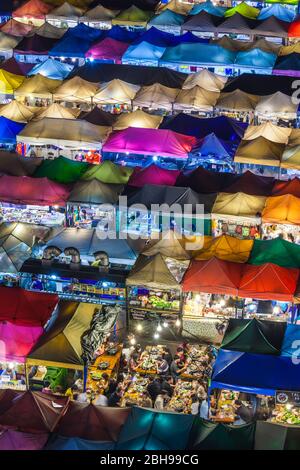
234,48,277,68
258,5,295,22
190,1,226,17
148,9,185,27
46,435,115,450
160,43,236,66
122,41,166,63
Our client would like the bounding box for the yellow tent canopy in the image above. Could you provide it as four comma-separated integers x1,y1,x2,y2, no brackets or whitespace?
243,121,292,144
0,100,34,122
133,83,179,111
0,69,25,95
279,43,300,56
182,69,227,92
215,89,258,112
33,102,78,120
174,86,219,112
234,137,285,167
194,234,253,263
158,0,192,15
142,229,194,260
126,253,181,290
262,194,300,225
53,76,98,103
212,192,266,220
113,109,162,131
82,5,120,22
94,79,140,105
15,74,62,100
0,31,21,51
112,5,153,27
281,132,300,169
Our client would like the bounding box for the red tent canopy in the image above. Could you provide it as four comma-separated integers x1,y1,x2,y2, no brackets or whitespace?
182,257,243,295
0,175,70,206
238,263,299,301
13,0,53,19
55,402,130,441
272,178,300,198
0,287,58,327
128,164,180,187
288,19,300,38
224,171,275,196
0,391,69,433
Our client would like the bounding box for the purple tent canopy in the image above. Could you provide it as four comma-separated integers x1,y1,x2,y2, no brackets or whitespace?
0,322,43,363
128,164,180,187
102,127,197,158
0,429,48,450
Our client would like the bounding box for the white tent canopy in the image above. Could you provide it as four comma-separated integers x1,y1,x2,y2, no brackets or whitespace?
183,69,227,92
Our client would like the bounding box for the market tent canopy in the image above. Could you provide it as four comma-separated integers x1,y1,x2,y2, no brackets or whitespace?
113,110,162,131
234,48,276,69
224,2,260,19
82,5,120,22
53,76,98,102
288,18,300,37
128,164,179,187
49,35,94,58
273,53,300,76
45,436,114,450
12,0,53,19
46,1,84,21
255,91,298,118
183,69,227,92
190,133,234,164
116,406,194,451
14,74,62,99
133,27,178,47
0,117,25,143
238,263,298,301
194,234,253,263
126,254,181,290
0,31,20,52
252,16,289,38
182,11,223,34
14,34,59,55
0,391,69,433
122,41,165,64
0,429,49,451
28,58,73,80
176,166,237,193
215,90,258,112
262,194,300,224
243,121,291,144
142,229,192,260
281,324,300,357
0,151,42,176
27,301,95,370
103,128,197,158
216,13,259,36
224,171,275,197
0,100,34,123
212,192,266,219
18,118,110,149
0,69,24,95
0,286,57,327
68,179,120,205
106,25,142,44
0,322,44,363
211,349,300,395
234,137,285,167
80,106,117,127
281,142,300,169
0,175,70,206
174,87,218,112
32,102,78,120
0,19,35,37
55,402,130,441
221,318,286,355
94,79,140,105
0,58,34,77
158,0,192,15
254,421,300,450
222,72,295,96
35,22,66,39
160,43,236,66
33,155,88,184
249,237,300,268
182,257,242,295
82,160,133,184
272,178,300,197
133,83,179,110
86,38,129,63
190,1,226,17
259,5,295,22
112,6,153,27
148,9,185,28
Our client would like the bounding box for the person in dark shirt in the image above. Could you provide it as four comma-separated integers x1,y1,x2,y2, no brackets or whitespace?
170,355,187,380
107,387,123,407
146,377,162,402
161,376,174,397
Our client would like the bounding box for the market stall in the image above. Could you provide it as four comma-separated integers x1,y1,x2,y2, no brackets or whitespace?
133,83,179,112
261,194,300,243
80,5,120,29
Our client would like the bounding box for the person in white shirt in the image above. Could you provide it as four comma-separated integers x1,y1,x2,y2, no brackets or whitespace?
93,393,108,407
200,399,209,419
76,392,89,403
191,395,200,415
154,390,169,411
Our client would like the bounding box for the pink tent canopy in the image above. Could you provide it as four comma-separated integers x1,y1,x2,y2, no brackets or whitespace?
13,0,53,19
86,38,130,64
0,175,70,206
128,164,180,187
0,322,43,363
0,428,48,450
102,128,197,158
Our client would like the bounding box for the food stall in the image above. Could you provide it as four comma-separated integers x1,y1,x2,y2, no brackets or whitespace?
271,391,300,425
261,194,300,244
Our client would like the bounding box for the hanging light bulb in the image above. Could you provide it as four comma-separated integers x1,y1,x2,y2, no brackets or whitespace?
157,324,162,332
130,337,136,346
136,324,143,332
154,333,159,339
273,306,281,315
175,319,181,327
220,299,226,307
163,321,168,328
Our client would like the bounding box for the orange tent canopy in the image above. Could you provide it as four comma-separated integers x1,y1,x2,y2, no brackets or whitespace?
238,263,299,301
13,0,53,18
262,194,300,225
194,234,253,263
272,178,300,198
182,257,243,295
288,20,300,38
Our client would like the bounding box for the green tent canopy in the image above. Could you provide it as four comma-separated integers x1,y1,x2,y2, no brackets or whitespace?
221,318,286,355
188,418,255,450
255,421,300,450
81,160,133,184
249,237,300,269
33,156,89,184
224,2,260,18
265,0,297,4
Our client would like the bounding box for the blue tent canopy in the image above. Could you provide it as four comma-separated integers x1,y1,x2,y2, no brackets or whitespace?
281,323,300,357
67,23,103,42
123,41,166,62
0,0,13,16
28,58,74,80
148,9,185,27
258,5,295,22
174,32,210,45
106,26,142,43
190,0,226,17
160,114,247,141
211,349,300,395
0,117,25,144
234,48,277,69
191,133,234,163
46,435,115,450
160,43,236,66
50,36,94,58
133,27,177,47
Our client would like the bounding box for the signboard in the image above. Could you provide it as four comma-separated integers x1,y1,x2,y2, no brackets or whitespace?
129,307,179,323
276,391,300,407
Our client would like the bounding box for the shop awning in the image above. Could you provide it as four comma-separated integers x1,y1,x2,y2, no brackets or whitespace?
68,179,120,205
94,79,140,105
81,160,133,184
128,164,179,187
55,402,130,441
126,253,181,290
249,237,300,268
0,175,70,206
194,234,253,263
183,69,227,92
243,121,291,144
28,58,73,80
272,178,300,197
0,286,57,327
12,0,53,19
53,77,98,102
33,155,88,184
103,128,196,158
133,82,179,110
221,318,286,355
182,257,242,295
212,192,266,219
14,74,62,100
224,171,275,196
211,349,300,395
0,117,25,144
113,109,162,131
26,301,96,370
238,263,298,301
0,322,43,363
86,38,129,63
142,229,193,260
112,5,153,27
0,69,24,95
262,194,300,224
0,391,69,433
224,2,260,19
0,100,35,123
234,137,285,167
